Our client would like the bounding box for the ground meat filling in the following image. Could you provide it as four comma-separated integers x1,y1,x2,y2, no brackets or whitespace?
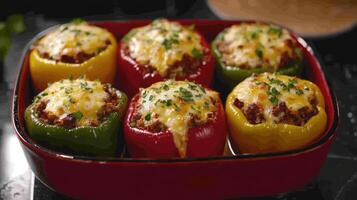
122,43,207,78
271,101,318,125
97,84,121,122
279,39,301,67
34,84,119,129
233,98,318,126
131,110,168,133
37,39,111,64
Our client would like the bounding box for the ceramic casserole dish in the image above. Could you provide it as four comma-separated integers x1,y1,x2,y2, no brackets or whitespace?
12,20,339,199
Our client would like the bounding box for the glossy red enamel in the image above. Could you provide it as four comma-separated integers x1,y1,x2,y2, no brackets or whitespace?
11,20,339,200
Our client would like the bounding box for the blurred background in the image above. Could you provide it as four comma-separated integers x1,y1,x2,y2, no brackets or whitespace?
0,1,356,199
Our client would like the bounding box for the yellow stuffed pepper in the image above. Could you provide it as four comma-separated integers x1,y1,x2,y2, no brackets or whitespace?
226,72,327,153
30,21,117,92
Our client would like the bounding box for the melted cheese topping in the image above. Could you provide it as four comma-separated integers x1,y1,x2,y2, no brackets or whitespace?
233,73,316,123
36,22,112,62
126,19,203,77
136,80,219,157
36,79,108,126
217,23,299,71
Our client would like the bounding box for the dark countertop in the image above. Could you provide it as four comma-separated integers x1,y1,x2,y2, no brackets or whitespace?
0,2,357,200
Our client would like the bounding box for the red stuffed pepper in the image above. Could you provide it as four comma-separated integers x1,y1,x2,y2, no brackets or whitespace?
118,19,214,97
124,80,227,158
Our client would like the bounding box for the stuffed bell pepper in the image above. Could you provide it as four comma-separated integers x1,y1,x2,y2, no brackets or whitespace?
124,80,227,158
226,73,327,153
212,23,303,88
118,19,214,97
30,21,117,92
24,78,128,156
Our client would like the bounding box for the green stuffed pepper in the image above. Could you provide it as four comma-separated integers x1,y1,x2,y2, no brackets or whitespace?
212,23,303,88
24,78,128,157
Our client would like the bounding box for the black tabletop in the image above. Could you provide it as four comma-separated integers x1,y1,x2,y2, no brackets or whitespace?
0,1,356,200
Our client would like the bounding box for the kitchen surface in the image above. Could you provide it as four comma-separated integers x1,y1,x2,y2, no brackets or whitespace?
0,1,357,199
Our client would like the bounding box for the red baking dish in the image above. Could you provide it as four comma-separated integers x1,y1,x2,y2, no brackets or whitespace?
11,20,339,199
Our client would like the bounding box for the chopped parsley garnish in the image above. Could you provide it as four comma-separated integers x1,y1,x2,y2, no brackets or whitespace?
280,83,288,90
204,101,209,109
70,29,82,35
296,89,304,95
34,92,47,102
71,18,85,24
289,79,297,84
268,27,283,37
149,95,154,101
269,96,279,105
267,87,280,105
173,103,180,112
165,99,172,107
264,82,271,90
264,76,304,102
162,33,179,50
268,87,280,96
152,87,161,94
72,111,83,120
268,77,289,90
251,29,262,39
304,86,310,91
251,32,258,39
179,87,193,102
268,77,283,85
144,113,151,121
191,48,203,59
80,82,91,91
287,79,297,91
162,84,169,91
162,39,172,50
188,83,198,91
142,90,148,98
198,85,206,94
255,48,263,58
191,105,202,113
34,92,49,103
140,82,212,120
